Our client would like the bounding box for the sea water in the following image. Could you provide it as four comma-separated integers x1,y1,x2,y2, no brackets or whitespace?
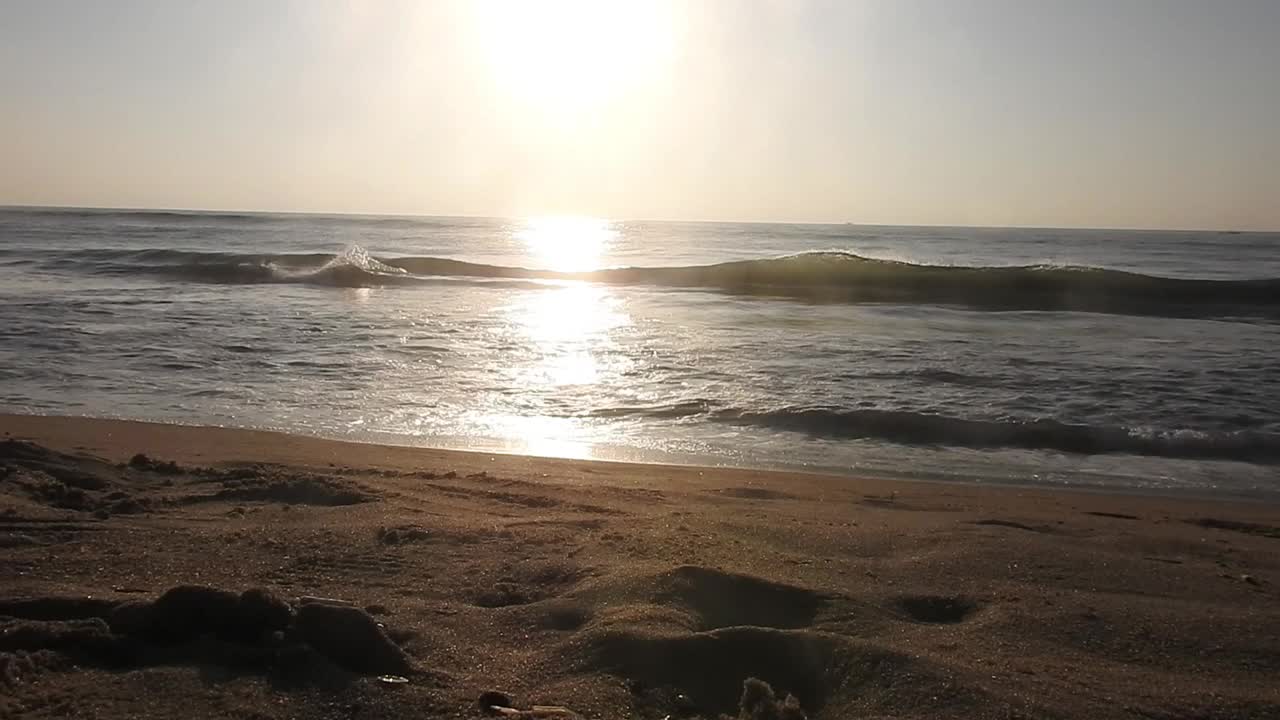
2,208,1278,496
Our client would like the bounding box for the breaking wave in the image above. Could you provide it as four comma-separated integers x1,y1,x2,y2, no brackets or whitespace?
42,247,1280,319
577,401,1280,462
711,406,1280,463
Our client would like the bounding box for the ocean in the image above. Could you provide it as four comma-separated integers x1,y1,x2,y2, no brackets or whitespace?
2,207,1278,496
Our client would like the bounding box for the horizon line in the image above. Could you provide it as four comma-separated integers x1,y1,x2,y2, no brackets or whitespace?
0,202,1274,235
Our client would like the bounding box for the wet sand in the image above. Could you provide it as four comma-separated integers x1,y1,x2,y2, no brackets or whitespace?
2,414,1278,719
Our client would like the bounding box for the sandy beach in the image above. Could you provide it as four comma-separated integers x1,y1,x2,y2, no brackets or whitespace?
7,0,1280,717
2,414,1278,719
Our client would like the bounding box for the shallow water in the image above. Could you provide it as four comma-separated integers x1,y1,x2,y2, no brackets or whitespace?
2,207,1278,496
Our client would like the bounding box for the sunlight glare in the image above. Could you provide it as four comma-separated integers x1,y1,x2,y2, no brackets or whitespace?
484,414,596,460
470,0,676,120
477,283,633,461
517,216,616,272
508,283,629,385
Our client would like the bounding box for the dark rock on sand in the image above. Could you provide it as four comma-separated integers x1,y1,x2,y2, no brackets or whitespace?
143,585,241,643
119,585,293,644
235,588,294,640
295,601,411,675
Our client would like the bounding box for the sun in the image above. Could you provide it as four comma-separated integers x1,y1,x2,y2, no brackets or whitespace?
469,0,676,120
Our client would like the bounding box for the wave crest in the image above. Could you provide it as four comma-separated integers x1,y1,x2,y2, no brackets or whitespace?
712,406,1280,463
42,247,1280,319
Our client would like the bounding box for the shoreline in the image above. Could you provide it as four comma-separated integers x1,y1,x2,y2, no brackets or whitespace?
3,413,1279,718
4,413,1274,505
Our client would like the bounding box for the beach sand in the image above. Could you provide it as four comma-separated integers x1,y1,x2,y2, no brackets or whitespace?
2,414,1278,719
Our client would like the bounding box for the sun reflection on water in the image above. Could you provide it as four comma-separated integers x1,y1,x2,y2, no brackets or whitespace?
512,283,628,385
516,216,617,272
480,414,597,461
474,269,631,459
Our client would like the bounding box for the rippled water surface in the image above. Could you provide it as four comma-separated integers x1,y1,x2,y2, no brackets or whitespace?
2,208,1278,496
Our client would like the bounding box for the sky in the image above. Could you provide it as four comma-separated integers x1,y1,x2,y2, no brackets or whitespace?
1,0,1277,229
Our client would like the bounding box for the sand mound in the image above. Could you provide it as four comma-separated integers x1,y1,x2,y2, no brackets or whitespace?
195,474,374,506
475,585,535,608
589,624,999,719
583,620,1001,719
473,560,589,609
295,600,411,675
539,600,592,631
0,586,412,686
127,453,185,475
0,617,135,672
654,565,826,631
541,565,1008,718
0,440,153,516
0,596,121,622
554,567,869,717
1,440,116,491
588,626,842,717
114,586,294,644
2,440,376,516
